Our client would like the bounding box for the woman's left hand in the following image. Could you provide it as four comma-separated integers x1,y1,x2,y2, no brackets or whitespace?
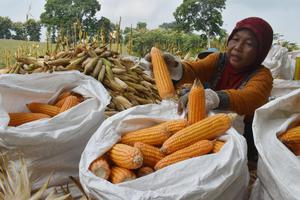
177,89,220,115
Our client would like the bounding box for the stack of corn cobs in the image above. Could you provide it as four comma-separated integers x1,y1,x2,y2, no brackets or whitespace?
278,122,300,156
2,43,162,117
89,113,232,184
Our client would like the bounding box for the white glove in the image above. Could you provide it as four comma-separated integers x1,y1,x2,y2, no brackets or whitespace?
144,52,183,81
205,89,220,110
177,88,220,115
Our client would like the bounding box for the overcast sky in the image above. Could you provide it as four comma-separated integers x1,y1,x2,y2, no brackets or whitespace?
0,0,299,44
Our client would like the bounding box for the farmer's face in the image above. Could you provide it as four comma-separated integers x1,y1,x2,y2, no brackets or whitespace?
227,29,258,69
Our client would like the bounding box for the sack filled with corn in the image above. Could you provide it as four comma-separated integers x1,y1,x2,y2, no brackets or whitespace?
250,89,300,200
79,101,249,200
0,71,110,189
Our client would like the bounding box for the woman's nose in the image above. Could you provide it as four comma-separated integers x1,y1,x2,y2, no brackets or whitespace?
234,42,243,51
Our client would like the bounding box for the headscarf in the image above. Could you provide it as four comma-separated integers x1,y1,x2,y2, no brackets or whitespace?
227,17,273,66
216,17,273,90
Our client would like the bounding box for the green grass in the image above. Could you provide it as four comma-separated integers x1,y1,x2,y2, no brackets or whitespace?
0,39,48,68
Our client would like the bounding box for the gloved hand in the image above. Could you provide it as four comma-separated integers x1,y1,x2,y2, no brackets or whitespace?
177,88,220,115
144,52,183,81
205,89,220,110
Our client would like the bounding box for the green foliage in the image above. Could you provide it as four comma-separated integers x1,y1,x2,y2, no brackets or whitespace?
0,16,13,39
40,0,101,41
209,28,228,51
174,0,226,36
0,17,41,41
11,22,27,40
159,22,179,30
136,22,147,30
99,17,114,44
124,28,206,57
24,19,41,41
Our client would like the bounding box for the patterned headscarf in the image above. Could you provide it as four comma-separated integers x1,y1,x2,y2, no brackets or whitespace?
228,17,273,66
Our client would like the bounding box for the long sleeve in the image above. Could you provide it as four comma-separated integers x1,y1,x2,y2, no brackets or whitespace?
175,52,220,86
219,67,273,116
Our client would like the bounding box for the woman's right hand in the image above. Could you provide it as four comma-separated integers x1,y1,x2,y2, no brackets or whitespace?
144,52,183,81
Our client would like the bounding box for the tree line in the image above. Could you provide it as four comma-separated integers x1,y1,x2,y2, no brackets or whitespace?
1,0,297,53
0,17,41,41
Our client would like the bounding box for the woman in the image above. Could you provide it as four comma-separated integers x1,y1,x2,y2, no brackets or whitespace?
146,17,274,160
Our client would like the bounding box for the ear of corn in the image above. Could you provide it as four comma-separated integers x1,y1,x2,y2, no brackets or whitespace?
120,124,169,146
155,140,213,170
212,140,225,153
120,119,188,146
8,113,51,127
54,91,72,104
134,142,165,168
108,144,143,169
54,93,83,107
286,143,300,156
91,58,103,78
59,95,79,113
164,119,188,133
110,166,136,184
71,92,84,102
150,47,175,99
161,113,236,154
54,97,68,107
26,103,60,117
279,125,300,144
89,157,111,180
188,78,206,124
136,166,154,177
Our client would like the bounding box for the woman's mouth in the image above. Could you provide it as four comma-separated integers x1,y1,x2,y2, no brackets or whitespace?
230,55,241,63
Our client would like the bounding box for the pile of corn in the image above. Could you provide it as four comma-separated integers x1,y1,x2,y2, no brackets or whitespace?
0,43,161,117
89,79,234,184
278,122,300,156
89,113,230,184
8,91,83,127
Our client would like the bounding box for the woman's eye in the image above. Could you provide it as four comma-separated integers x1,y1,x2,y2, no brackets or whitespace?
246,42,254,47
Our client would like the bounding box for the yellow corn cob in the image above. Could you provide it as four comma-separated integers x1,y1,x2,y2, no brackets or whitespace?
108,144,143,169
26,103,60,117
286,143,300,156
188,78,206,124
136,166,154,177
8,113,51,127
89,157,111,180
120,119,188,146
155,140,213,170
72,92,84,102
212,140,225,153
54,97,67,107
134,142,165,168
59,95,79,113
279,125,300,144
161,113,236,154
54,91,72,104
150,47,175,99
164,119,189,133
54,91,83,105
110,166,136,184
